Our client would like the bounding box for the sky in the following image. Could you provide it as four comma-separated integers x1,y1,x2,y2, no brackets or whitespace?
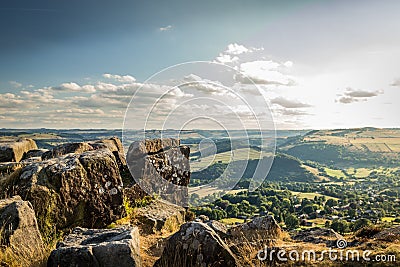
0,0,399,130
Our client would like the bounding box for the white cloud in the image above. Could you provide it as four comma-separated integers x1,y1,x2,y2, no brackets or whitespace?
180,74,232,96
159,25,173,31
390,78,400,87
214,43,264,64
336,88,384,104
235,60,295,85
52,82,96,93
103,73,136,83
271,97,312,108
215,54,239,64
225,43,250,55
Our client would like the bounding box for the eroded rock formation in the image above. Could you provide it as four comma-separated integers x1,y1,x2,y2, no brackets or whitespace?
0,138,38,163
136,200,185,234
126,138,190,206
4,149,125,238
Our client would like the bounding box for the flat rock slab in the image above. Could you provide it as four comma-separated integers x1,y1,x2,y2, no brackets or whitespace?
48,226,142,267
136,200,185,234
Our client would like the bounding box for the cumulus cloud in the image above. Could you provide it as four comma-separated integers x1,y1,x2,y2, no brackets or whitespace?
276,108,310,116
336,88,384,104
52,82,96,93
235,60,295,86
390,79,400,87
180,74,232,96
103,73,136,83
215,43,263,64
159,25,173,31
271,97,312,108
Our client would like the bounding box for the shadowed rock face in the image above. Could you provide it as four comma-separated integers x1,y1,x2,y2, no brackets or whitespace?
154,222,240,267
5,149,125,238
126,138,190,206
0,138,38,163
0,196,44,260
48,226,141,267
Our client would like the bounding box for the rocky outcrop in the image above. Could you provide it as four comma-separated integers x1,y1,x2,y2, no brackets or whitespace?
154,221,240,267
47,226,141,267
41,137,123,160
228,216,282,242
136,200,185,234
291,227,343,246
40,137,131,185
0,196,44,259
0,138,38,163
41,142,94,160
126,139,190,206
22,148,48,160
89,137,124,153
5,149,125,238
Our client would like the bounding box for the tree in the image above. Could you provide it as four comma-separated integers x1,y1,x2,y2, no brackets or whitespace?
351,218,371,231
302,204,316,215
285,214,299,230
330,219,350,234
326,199,338,207
226,204,239,218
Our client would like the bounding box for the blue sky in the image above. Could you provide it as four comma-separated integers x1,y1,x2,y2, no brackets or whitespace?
1,0,400,129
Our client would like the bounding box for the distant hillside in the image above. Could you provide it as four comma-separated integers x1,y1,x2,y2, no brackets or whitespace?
190,153,320,187
279,128,400,168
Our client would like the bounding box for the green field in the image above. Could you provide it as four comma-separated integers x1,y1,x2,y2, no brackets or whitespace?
289,191,339,201
190,147,261,171
324,167,346,179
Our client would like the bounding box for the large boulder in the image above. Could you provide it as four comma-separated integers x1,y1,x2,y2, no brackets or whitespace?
88,137,124,153
136,200,185,234
41,142,94,160
0,196,44,261
154,222,240,267
126,139,190,206
0,138,38,162
22,148,48,160
228,216,282,242
127,139,180,158
47,226,141,267
4,149,125,239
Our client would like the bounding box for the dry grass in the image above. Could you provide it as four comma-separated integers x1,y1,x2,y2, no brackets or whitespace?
0,223,56,267
0,242,54,267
